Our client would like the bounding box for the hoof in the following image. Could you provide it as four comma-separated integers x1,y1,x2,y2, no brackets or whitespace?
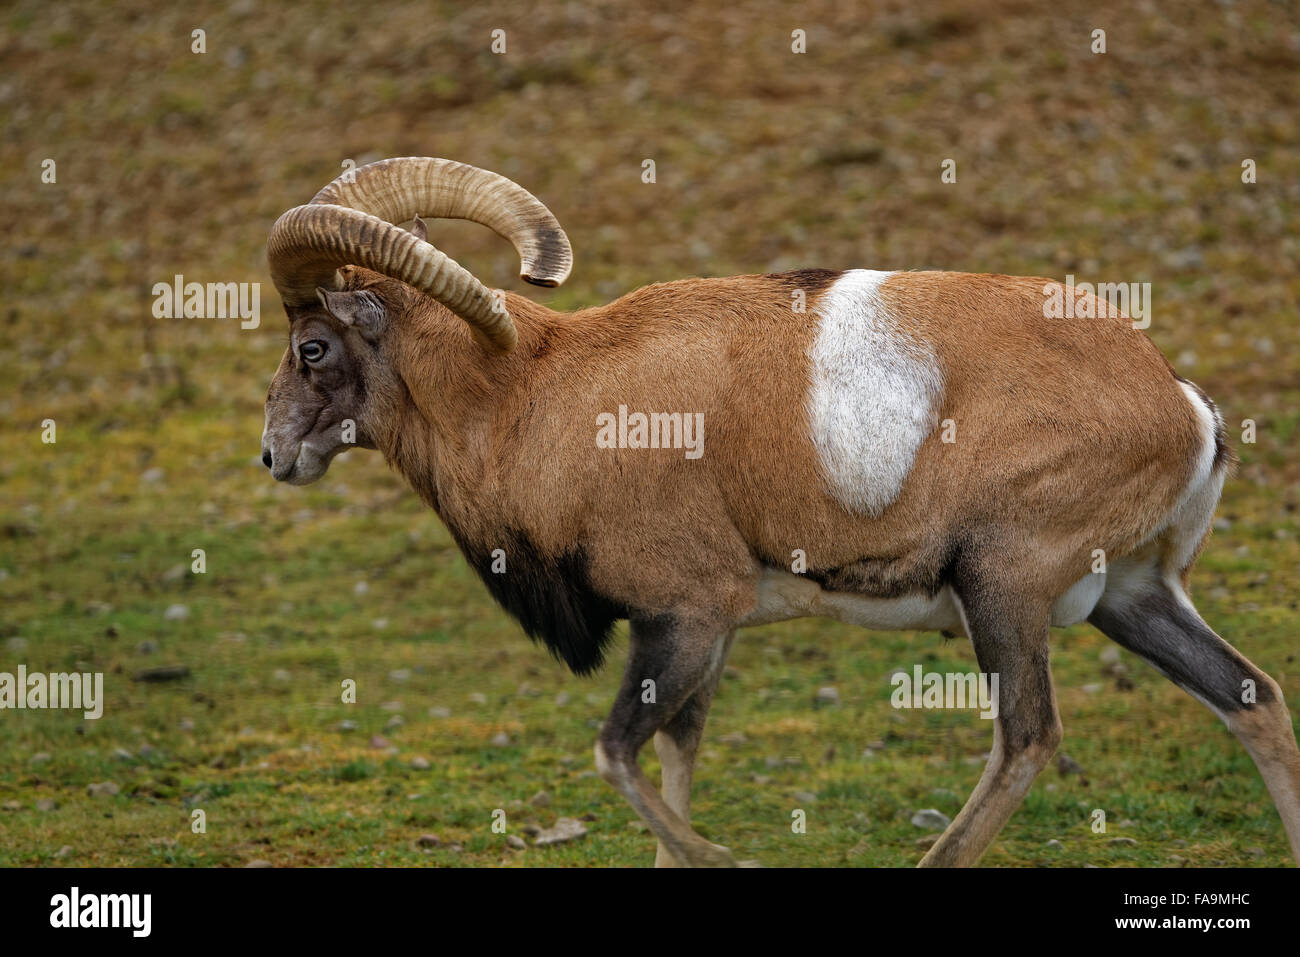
696,842,739,867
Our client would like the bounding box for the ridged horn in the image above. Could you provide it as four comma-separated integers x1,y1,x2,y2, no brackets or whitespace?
267,158,573,353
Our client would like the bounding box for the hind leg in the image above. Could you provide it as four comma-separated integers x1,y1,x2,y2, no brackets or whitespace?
920,564,1063,867
1090,566,1300,863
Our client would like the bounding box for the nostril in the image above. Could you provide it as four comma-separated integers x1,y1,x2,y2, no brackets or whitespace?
262,450,273,469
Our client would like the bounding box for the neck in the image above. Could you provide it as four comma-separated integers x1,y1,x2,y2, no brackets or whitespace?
376,294,554,526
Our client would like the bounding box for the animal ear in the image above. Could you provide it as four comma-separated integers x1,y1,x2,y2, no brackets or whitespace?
409,215,428,242
316,288,387,342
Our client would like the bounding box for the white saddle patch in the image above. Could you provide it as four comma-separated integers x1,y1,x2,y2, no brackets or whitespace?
807,270,944,515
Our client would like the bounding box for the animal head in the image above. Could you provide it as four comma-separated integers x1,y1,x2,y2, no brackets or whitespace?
260,157,571,484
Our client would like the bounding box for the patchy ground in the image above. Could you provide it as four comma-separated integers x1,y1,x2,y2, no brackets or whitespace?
1,0,1298,866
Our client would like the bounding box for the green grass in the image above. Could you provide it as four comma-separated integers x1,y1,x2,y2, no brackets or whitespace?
1,0,1298,866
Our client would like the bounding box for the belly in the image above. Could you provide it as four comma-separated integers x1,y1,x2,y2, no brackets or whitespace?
741,568,1105,633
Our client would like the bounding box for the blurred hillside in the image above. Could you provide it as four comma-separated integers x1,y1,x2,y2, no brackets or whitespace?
1,0,1298,867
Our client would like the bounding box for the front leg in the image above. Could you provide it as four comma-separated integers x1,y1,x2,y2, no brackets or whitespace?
595,615,739,867
652,630,736,867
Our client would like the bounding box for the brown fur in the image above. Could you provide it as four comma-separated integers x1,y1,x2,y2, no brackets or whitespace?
299,269,1205,623
262,264,1281,868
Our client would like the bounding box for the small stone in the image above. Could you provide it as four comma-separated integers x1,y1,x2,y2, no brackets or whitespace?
369,735,390,749
87,781,120,797
371,618,389,630
428,706,452,718
793,790,817,803
388,669,411,683
163,604,189,621
765,756,790,769
416,834,441,848
533,817,587,846
384,716,404,731
30,752,52,764
55,846,73,858
178,719,195,732
1108,837,1138,847
6,637,29,653
1057,754,1086,776
113,748,133,761
719,732,747,746
381,700,403,712
272,669,291,682
337,720,358,732
35,798,57,812
490,732,511,747
468,692,488,706
1099,646,1120,665
409,757,431,771
353,580,369,596
244,859,273,868
506,835,527,850
133,665,190,682
136,640,159,655
529,790,551,808
911,808,951,830
2,800,21,811
1081,683,1103,694
1119,819,1137,829
815,686,840,705
553,693,570,706
1045,839,1064,849
847,837,872,859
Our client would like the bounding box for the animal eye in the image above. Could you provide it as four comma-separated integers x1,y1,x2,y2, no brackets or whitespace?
300,340,328,363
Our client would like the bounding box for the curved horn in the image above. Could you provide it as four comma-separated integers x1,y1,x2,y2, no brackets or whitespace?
267,158,573,353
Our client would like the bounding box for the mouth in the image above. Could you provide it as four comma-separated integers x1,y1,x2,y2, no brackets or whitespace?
270,448,299,483
268,442,334,485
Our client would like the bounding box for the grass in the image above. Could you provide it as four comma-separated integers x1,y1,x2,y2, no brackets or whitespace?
1,0,1298,866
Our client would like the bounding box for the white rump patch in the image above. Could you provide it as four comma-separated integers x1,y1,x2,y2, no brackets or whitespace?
1162,380,1227,575
807,270,943,515
1177,380,1221,491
